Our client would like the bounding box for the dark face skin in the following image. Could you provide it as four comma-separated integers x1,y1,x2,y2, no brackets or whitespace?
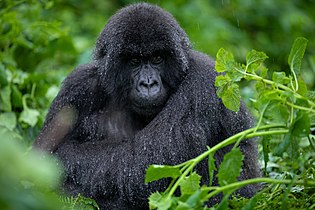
128,54,168,117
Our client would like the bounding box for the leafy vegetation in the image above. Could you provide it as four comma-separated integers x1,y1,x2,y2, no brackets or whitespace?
0,0,314,209
145,37,315,209
0,0,77,145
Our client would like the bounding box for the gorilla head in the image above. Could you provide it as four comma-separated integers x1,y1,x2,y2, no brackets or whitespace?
94,3,191,118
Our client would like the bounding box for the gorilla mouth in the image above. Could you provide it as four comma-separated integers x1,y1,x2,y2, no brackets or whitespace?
131,97,166,116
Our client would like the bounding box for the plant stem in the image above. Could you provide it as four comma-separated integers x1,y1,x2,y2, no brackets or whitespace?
167,124,289,198
234,68,315,108
286,102,315,113
205,177,315,199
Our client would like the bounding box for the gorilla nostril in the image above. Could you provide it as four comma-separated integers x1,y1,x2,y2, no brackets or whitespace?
139,79,158,89
139,80,149,88
138,79,160,96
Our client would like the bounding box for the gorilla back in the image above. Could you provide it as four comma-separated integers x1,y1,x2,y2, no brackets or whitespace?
34,3,261,209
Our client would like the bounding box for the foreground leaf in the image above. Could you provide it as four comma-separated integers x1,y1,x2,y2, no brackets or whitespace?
246,50,268,73
149,192,173,210
145,165,181,183
221,83,241,112
179,172,201,195
217,148,244,187
215,48,235,73
288,37,308,75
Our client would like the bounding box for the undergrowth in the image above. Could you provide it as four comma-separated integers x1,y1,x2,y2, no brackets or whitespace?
145,37,315,210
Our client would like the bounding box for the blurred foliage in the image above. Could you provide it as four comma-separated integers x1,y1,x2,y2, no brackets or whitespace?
0,0,314,209
153,0,315,88
0,0,77,144
0,132,63,210
42,0,315,89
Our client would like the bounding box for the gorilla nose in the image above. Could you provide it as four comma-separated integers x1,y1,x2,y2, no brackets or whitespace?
138,77,160,96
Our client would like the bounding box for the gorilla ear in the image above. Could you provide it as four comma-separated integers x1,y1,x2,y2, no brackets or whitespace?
94,34,108,59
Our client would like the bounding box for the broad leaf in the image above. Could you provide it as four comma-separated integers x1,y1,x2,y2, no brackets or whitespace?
297,78,308,96
246,50,268,73
175,201,191,210
215,75,230,100
145,165,181,183
149,192,172,210
227,62,244,82
0,112,17,130
272,72,290,85
291,111,310,138
215,75,230,88
217,148,244,186
274,132,291,157
215,48,235,73
148,192,162,209
221,83,241,112
288,37,308,75
18,108,40,127
274,111,310,157
179,172,201,195
184,188,209,208
0,85,12,112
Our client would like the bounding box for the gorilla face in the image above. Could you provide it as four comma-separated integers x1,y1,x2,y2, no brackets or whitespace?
95,3,191,120
128,54,168,117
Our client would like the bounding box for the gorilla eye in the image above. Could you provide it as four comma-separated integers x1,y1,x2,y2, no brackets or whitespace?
130,58,141,66
151,56,163,64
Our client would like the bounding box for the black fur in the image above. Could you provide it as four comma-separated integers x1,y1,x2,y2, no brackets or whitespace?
34,3,261,209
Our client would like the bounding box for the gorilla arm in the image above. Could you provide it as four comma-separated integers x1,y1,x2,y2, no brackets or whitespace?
33,63,100,152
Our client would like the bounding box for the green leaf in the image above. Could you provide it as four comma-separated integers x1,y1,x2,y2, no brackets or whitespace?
297,78,308,96
274,111,310,157
11,85,23,108
215,75,230,99
145,165,181,183
149,192,163,209
263,102,290,124
0,112,17,130
216,194,229,210
0,126,23,142
227,62,244,82
208,153,216,186
215,48,235,73
221,83,241,112
179,172,201,195
185,189,201,208
0,64,8,86
291,111,310,138
272,72,290,85
288,37,308,75
148,192,172,210
215,75,230,88
0,85,12,112
274,132,291,156
246,50,268,73
18,107,40,127
217,148,244,186
175,201,191,210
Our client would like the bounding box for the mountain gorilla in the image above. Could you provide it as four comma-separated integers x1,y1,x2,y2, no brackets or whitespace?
34,3,261,209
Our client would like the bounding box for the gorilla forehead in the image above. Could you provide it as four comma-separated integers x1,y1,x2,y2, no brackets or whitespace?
95,3,191,58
